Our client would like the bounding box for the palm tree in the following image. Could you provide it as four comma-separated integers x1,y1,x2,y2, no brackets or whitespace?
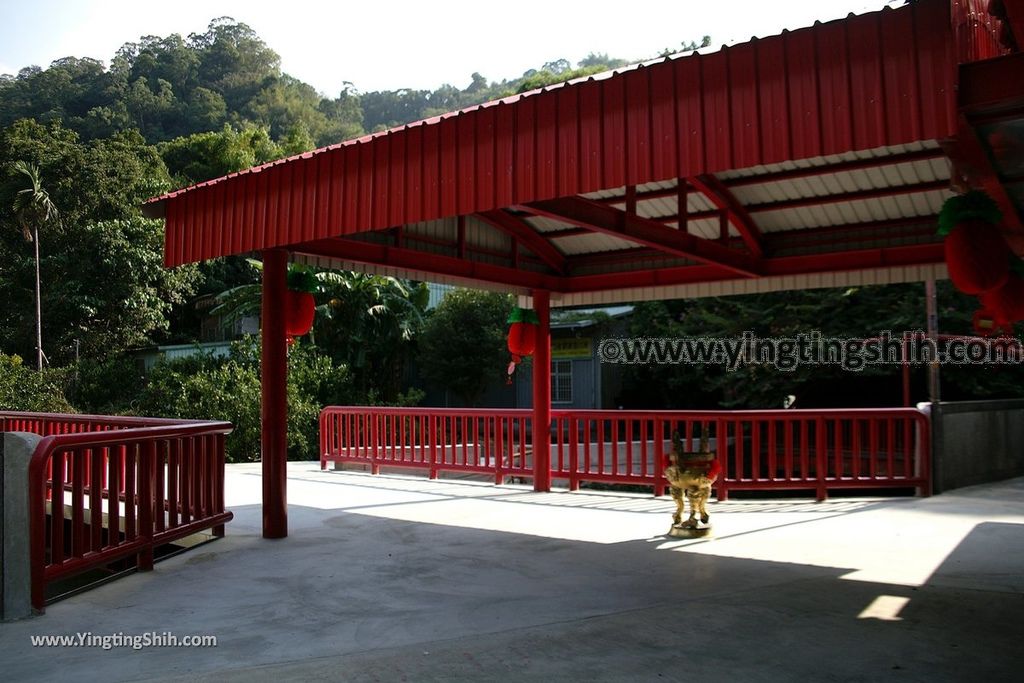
12,161,60,371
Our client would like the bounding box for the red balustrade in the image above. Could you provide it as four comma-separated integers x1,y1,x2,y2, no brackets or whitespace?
1,412,233,612
321,407,930,499
320,407,533,484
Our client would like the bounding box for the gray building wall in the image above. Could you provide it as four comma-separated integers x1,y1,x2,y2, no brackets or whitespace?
930,399,1024,493
516,357,599,410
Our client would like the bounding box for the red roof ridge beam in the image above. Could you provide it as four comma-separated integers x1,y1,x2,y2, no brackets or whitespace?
474,210,568,274
687,174,764,257
296,238,564,292
525,196,762,278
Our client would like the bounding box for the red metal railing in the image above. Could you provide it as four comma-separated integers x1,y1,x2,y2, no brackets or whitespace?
320,407,533,483
321,407,930,498
1,412,233,612
552,409,930,499
0,411,184,435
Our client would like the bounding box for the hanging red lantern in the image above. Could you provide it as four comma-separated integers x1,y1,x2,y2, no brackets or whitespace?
938,191,1009,295
284,268,318,343
285,290,316,340
944,220,1010,295
506,307,539,381
980,269,1024,327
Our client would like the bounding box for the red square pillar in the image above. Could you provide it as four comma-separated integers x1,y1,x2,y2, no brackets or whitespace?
532,290,552,492
261,249,288,538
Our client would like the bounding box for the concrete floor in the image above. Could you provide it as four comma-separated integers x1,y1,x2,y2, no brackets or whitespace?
1,463,1023,682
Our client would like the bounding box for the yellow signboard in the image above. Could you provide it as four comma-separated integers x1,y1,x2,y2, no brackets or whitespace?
552,337,592,359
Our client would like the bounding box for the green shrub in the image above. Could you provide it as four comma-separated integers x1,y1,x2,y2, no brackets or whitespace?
135,337,358,462
137,356,262,462
0,353,75,413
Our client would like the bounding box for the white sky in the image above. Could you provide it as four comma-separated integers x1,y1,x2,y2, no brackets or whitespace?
0,0,896,95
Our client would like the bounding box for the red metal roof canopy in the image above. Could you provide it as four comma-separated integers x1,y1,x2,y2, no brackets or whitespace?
147,0,1024,306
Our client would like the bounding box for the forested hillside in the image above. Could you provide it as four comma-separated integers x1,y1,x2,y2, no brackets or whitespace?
0,18,650,184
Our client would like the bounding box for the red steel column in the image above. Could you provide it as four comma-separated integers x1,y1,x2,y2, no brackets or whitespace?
261,249,288,538
532,290,552,492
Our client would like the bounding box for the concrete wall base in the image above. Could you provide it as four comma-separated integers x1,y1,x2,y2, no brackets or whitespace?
2,432,41,620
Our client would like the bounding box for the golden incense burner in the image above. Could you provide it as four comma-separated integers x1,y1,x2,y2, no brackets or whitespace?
664,431,722,537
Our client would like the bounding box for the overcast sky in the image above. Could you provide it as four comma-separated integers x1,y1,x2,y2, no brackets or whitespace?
0,0,896,94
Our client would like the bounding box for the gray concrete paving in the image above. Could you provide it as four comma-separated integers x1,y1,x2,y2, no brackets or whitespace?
0,463,1022,682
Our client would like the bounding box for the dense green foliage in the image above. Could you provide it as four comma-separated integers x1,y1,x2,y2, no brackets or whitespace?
134,339,355,462
0,353,74,413
313,271,429,400
211,262,430,401
417,290,513,405
0,20,359,147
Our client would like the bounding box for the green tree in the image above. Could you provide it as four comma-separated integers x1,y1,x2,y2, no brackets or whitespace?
0,120,195,362
159,123,281,186
191,18,282,114
417,289,512,405
135,338,355,461
45,217,200,357
11,161,59,370
316,85,364,145
314,271,428,399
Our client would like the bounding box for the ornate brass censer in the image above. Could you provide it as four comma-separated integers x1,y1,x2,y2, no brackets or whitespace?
664,430,722,538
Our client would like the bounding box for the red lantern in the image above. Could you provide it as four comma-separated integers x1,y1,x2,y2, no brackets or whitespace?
285,290,316,340
508,320,536,359
980,273,1024,327
938,192,1009,295
944,219,1011,295
506,307,540,380
282,267,318,344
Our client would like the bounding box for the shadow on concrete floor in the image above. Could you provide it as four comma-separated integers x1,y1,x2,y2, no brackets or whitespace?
0,470,1021,682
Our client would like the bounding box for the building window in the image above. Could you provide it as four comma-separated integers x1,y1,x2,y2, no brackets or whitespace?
551,360,573,403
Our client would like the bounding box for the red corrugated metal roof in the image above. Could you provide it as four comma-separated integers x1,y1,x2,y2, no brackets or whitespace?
152,0,976,267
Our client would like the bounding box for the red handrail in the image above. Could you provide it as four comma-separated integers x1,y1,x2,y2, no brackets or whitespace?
2,412,234,612
320,406,533,483
320,406,931,499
